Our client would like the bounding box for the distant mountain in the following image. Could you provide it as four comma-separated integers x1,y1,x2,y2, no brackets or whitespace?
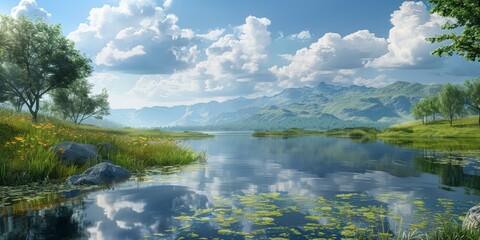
105,81,442,130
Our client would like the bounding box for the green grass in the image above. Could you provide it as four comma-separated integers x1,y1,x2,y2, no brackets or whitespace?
252,128,324,137
252,127,379,142
379,117,480,139
323,127,379,142
253,117,480,151
0,108,209,186
378,117,480,151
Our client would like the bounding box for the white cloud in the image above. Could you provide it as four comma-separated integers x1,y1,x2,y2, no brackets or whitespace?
96,42,146,66
129,16,274,103
68,0,195,74
11,0,51,19
289,30,311,41
163,0,173,9
353,74,394,88
366,1,447,69
270,30,388,88
197,28,225,41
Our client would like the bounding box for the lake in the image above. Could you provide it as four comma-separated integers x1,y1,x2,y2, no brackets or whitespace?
1,132,480,239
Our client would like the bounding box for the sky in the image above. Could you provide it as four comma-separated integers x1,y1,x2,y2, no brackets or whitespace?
1,0,479,109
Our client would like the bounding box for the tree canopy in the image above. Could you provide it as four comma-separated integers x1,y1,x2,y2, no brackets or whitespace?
439,83,464,126
427,0,480,61
0,15,92,122
464,78,480,125
51,78,110,126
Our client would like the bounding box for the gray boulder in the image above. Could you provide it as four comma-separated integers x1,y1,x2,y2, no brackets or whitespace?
67,162,131,185
463,204,480,230
52,141,99,165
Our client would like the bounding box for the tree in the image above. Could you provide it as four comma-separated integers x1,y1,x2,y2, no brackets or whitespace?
439,83,464,126
0,15,92,122
427,0,480,61
412,99,429,124
51,78,110,126
425,96,440,122
8,96,24,112
464,78,480,125
0,63,23,111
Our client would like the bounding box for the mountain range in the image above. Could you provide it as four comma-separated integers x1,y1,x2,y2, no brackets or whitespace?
105,81,442,130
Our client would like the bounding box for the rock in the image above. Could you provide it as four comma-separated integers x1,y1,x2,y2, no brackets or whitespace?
97,142,117,153
52,141,99,165
67,162,131,185
463,205,480,230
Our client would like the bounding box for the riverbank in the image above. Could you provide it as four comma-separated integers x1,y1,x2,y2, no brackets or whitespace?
378,117,480,150
0,108,210,186
253,127,378,142
253,116,480,150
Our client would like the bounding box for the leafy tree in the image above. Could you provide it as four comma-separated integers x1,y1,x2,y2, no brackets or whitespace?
439,83,464,126
0,15,91,122
0,63,23,111
412,99,429,124
8,95,24,112
51,78,110,126
464,78,480,125
427,0,480,61
426,95,440,122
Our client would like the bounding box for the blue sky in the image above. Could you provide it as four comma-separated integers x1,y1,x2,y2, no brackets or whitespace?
1,0,479,109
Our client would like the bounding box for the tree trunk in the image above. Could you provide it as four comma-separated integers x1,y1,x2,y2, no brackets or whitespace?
31,96,40,123
478,114,480,126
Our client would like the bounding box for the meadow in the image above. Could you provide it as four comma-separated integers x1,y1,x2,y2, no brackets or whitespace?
0,108,209,186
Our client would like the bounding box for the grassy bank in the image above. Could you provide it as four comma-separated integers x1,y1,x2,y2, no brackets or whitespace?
253,117,480,150
0,108,210,186
252,127,378,142
252,128,324,137
378,117,480,151
379,117,480,138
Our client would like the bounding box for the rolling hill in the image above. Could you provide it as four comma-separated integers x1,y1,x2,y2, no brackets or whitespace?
106,81,443,130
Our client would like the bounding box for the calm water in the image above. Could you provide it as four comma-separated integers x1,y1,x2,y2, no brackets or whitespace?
2,133,480,239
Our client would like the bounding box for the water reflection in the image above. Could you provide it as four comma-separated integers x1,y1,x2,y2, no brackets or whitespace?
415,151,480,194
85,185,209,240
1,202,88,240
1,133,480,239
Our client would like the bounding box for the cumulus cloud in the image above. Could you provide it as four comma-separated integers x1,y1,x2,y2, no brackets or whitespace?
197,28,226,41
270,30,388,87
366,1,447,69
68,0,202,74
288,30,311,41
96,43,146,66
11,0,51,19
163,0,173,8
129,16,275,102
353,75,394,88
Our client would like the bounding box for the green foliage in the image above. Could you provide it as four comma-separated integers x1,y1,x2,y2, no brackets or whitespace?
51,78,110,126
464,78,480,125
412,96,441,124
252,127,379,142
426,220,480,240
0,15,92,122
427,0,480,61
0,107,207,185
412,99,429,124
379,116,480,151
439,84,464,126
252,128,324,138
